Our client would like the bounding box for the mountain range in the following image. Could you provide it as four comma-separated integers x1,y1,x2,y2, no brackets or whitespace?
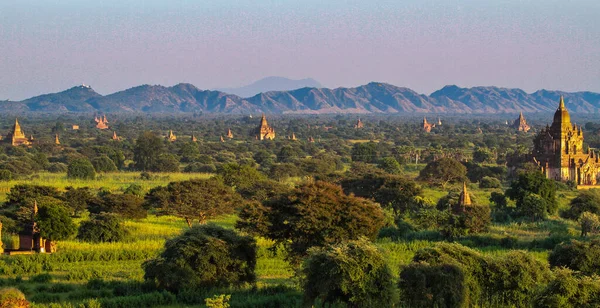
2,82,599,114
215,76,322,98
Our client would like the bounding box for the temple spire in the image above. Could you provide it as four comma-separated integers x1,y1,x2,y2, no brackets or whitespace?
458,182,472,207
559,95,565,109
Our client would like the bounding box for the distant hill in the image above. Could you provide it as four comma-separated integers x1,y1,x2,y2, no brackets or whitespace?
1,82,599,114
216,76,322,98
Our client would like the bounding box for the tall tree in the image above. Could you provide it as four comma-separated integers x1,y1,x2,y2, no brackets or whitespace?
145,178,240,228
133,131,165,171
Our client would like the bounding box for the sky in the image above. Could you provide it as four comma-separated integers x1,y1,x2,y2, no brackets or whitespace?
1,0,599,100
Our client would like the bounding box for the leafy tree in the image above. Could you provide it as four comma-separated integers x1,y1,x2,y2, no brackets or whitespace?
154,154,180,172
0,169,12,181
534,268,600,308
6,184,62,208
418,158,467,188
238,181,385,264
77,213,128,243
563,189,600,220
123,183,144,197
36,200,77,241
472,147,495,164
63,187,94,217
91,155,118,173
378,157,402,174
0,288,29,307
505,171,557,216
351,142,377,163
179,142,200,162
549,239,600,275
302,238,397,308
479,176,501,188
373,176,422,216
216,163,267,190
580,212,600,237
401,243,551,307
67,158,96,180
89,193,147,219
145,178,240,227
133,131,165,171
143,224,256,292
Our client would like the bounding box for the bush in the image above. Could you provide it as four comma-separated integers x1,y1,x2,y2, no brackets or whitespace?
36,201,77,241
549,239,600,275
563,189,600,220
0,170,12,181
479,176,501,188
91,155,118,173
47,162,68,173
400,243,551,307
89,193,146,219
67,158,96,180
534,268,600,308
0,287,29,307
302,238,397,308
143,224,256,292
77,213,128,243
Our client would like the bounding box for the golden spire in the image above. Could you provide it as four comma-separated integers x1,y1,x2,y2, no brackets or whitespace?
55,134,60,145
459,182,472,206
559,95,565,109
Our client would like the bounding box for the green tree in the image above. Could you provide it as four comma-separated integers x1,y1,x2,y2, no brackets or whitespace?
563,189,600,220
302,238,397,308
143,224,256,292
133,131,165,171
36,200,77,241
154,154,180,172
580,212,600,237
91,155,118,173
217,163,267,190
373,176,422,216
238,181,385,264
145,178,240,227
472,147,495,164
534,268,600,308
63,187,94,217
77,213,128,243
418,158,467,188
549,239,600,275
88,193,147,219
351,142,377,163
505,171,557,216
67,158,96,180
378,157,402,174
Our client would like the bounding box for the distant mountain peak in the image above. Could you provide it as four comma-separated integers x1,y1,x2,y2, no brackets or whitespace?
216,76,322,98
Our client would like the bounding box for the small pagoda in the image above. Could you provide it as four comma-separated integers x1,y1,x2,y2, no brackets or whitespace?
6,119,31,146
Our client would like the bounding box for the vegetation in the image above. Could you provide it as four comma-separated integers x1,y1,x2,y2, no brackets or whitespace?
143,224,256,292
0,114,598,307
302,238,397,308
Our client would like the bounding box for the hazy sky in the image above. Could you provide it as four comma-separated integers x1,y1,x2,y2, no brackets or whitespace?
1,0,599,100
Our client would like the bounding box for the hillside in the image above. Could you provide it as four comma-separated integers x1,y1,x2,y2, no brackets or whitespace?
2,83,599,114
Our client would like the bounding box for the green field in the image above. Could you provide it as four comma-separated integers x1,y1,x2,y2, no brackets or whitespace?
0,174,587,307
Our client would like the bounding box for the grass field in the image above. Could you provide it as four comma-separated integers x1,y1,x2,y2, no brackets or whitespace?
0,172,589,307
0,172,213,202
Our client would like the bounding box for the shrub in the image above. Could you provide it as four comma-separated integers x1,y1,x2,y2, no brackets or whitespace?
67,158,96,180
302,238,397,308
205,294,231,308
77,213,128,243
549,239,600,275
479,176,501,188
91,155,118,173
143,224,256,292
0,170,12,181
534,268,600,308
89,193,147,219
563,189,600,220
0,287,29,307
580,211,600,237
400,243,551,307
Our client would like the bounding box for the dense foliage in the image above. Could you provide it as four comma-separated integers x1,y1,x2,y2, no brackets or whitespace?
302,238,397,308
143,224,256,292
